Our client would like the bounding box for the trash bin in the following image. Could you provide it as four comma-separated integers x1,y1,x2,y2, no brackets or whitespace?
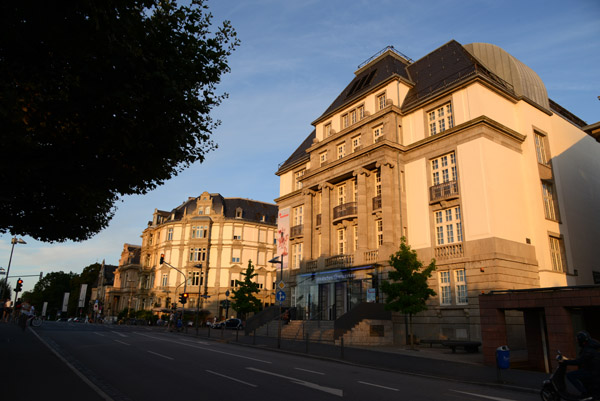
496,345,510,369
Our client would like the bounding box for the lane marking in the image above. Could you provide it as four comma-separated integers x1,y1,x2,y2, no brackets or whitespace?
111,331,128,338
206,370,258,387
136,332,271,364
180,338,209,345
93,332,106,337
28,329,115,401
358,381,399,391
294,367,325,375
247,367,343,397
114,340,130,346
147,351,174,360
450,390,518,401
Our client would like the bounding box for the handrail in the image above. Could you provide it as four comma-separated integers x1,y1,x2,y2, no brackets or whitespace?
333,302,391,340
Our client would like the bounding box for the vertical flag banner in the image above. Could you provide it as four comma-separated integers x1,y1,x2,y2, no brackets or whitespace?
277,207,290,270
78,284,88,308
62,292,70,312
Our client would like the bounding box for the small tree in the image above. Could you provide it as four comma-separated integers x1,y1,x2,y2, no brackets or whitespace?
381,238,436,348
231,260,262,320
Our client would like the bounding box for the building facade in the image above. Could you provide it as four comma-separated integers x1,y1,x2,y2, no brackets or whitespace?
110,192,280,320
275,41,600,341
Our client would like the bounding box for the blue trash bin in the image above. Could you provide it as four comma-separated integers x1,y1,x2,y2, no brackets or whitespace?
496,345,510,369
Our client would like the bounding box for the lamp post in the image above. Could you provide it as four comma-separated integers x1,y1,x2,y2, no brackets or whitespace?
0,237,26,301
268,255,284,349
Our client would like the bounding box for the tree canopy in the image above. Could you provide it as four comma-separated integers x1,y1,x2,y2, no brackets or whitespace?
231,260,262,320
0,0,239,242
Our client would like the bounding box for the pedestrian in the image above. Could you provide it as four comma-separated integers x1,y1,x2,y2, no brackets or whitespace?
1,298,10,322
167,311,175,332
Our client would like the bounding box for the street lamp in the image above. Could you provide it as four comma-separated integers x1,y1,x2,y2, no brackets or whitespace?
0,237,26,301
268,255,284,349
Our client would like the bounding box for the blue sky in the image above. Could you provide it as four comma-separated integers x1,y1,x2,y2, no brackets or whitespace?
2,0,599,293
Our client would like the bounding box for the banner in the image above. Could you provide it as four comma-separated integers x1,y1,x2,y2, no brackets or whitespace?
78,284,88,308
62,292,70,312
277,207,290,270
42,301,48,316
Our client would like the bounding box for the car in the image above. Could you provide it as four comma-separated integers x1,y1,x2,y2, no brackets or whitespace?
223,318,244,330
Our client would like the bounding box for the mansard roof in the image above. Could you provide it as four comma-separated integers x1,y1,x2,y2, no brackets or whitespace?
276,129,315,174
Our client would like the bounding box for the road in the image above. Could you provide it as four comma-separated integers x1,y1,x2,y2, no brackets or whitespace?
28,322,539,401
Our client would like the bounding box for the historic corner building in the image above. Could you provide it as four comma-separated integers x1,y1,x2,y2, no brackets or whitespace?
274,40,600,342
106,192,280,319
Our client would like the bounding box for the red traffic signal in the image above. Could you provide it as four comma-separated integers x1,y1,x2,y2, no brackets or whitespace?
15,278,23,292
160,254,165,264
179,293,189,304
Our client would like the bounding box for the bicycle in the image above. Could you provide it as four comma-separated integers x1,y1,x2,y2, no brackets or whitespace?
28,314,43,327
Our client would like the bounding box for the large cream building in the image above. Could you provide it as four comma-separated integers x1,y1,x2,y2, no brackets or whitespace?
275,41,600,341
108,192,279,319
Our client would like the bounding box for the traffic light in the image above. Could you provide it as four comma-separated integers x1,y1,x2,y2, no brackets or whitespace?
15,278,23,292
160,254,165,265
179,293,189,304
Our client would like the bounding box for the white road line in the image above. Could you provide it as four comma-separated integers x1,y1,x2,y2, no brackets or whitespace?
206,370,258,387
93,332,106,337
110,331,128,338
247,367,343,397
147,351,174,360
450,390,518,401
294,367,325,375
358,381,399,391
114,340,130,346
136,332,271,364
179,338,209,345
29,329,114,401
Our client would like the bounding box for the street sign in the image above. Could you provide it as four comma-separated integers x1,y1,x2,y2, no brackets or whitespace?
276,290,286,302
278,281,285,290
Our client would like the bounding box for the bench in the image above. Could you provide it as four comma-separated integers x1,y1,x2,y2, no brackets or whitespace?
419,339,445,348
441,340,481,353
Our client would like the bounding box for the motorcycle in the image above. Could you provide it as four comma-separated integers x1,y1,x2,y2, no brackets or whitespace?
541,351,600,401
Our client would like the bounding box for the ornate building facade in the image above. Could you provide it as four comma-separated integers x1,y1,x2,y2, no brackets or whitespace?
108,192,279,320
275,41,600,341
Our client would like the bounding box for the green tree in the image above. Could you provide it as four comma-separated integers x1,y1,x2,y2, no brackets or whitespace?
381,238,436,348
231,260,262,320
0,0,239,242
68,263,102,316
24,271,76,319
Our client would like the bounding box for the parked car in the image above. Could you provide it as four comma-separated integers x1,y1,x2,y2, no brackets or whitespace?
223,318,244,330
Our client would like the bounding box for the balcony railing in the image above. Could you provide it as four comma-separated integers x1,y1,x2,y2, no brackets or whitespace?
325,254,354,268
290,224,303,237
435,243,464,259
364,250,379,263
429,180,459,202
372,195,381,210
316,214,322,227
333,202,357,220
305,260,318,272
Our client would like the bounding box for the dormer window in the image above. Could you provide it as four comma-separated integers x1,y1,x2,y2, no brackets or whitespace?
235,208,243,219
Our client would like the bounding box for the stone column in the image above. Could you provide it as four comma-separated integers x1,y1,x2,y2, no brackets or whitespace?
302,190,315,261
378,161,396,254
319,183,333,256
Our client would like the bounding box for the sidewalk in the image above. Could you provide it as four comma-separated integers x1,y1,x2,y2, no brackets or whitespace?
183,327,547,394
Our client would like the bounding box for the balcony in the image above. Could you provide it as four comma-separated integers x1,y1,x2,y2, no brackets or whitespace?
305,259,318,272
435,243,464,260
290,224,303,238
429,180,459,202
333,202,357,221
325,254,354,268
364,249,379,263
372,195,381,210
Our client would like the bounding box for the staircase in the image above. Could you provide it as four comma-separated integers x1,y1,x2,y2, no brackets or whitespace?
254,320,334,342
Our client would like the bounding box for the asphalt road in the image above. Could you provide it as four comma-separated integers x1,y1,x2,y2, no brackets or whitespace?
18,321,541,401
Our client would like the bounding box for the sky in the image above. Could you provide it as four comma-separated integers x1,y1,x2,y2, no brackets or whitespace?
2,0,599,293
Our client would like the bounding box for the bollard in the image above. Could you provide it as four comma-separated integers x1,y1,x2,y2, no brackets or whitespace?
305,332,309,354
341,337,344,359
253,328,256,345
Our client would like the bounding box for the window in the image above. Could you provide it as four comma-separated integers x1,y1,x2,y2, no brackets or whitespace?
535,133,549,165
161,273,168,287
167,228,173,241
354,226,358,251
455,269,468,304
375,171,381,197
319,151,328,166
549,236,566,272
293,205,303,226
191,225,208,239
189,271,201,286
233,234,242,240
358,106,365,120
376,220,383,247
428,103,454,136
377,93,386,110
295,169,305,190
373,125,383,143
235,208,243,218
337,228,346,254
431,152,457,185
342,113,349,128
352,135,361,152
292,243,302,269
325,123,332,138
189,247,207,262
337,143,346,159
337,184,346,205
350,109,357,125
232,257,240,263
434,206,462,245
353,179,358,202
148,234,153,245
542,181,559,221
205,206,211,215
439,271,451,305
